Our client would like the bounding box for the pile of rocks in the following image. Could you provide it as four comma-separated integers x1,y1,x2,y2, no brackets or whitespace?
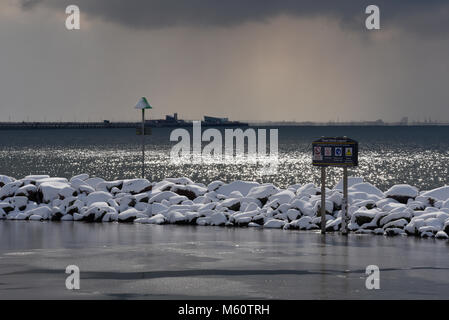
0,174,448,239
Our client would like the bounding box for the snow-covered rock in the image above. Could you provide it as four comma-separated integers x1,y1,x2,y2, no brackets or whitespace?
263,219,286,229
1,173,448,241
118,208,139,222
385,184,419,203
121,179,152,194
216,181,259,197
39,182,76,203
86,191,113,207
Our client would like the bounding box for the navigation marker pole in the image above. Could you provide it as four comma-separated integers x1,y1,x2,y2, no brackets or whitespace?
141,108,145,178
321,166,326,234
135,97,153,179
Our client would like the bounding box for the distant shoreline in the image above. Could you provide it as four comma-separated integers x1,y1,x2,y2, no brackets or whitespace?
0,121,448,129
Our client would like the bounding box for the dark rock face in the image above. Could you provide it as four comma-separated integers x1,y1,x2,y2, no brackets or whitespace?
252,216,264,225
51,212,63,221
2,205,14,214
355,215,374,226
259,197,268,206
384,228,400,236
172,187,196,201
228,202,241,212
386,195,414,204
119,216,136,223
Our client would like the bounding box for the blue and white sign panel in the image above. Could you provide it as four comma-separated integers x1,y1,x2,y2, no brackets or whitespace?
312,137,358,167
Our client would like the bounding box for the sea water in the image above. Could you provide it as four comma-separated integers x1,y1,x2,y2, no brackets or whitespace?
0,126,448,191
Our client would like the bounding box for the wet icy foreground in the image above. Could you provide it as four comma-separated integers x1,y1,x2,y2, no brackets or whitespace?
1,174,449,239
1,223,449,299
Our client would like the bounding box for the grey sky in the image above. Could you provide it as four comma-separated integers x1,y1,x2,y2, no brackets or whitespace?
1,0,448,122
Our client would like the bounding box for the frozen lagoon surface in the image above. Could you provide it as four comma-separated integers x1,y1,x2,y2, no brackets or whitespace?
1,222,448,299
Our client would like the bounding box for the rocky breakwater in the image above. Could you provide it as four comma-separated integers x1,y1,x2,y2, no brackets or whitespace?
0,174,448,240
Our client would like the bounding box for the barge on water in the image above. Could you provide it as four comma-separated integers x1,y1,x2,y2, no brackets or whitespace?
146,114,248,127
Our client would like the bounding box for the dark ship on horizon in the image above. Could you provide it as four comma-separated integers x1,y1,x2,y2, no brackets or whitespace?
145,113,248,127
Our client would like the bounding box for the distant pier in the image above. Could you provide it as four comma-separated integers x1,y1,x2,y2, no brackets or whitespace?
0,121,137,130
0,119,249,130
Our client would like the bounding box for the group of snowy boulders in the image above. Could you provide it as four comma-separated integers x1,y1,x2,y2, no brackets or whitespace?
0,174,449,240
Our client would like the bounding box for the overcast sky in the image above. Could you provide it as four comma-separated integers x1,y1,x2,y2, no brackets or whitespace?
1,0,448,122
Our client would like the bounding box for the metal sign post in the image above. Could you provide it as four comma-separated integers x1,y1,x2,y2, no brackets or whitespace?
312,137,358,235
341,167,349,235
135,97,153,179
320,166,326,234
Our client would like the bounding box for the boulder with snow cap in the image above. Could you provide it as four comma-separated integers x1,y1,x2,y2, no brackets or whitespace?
61,214,74,221
165,211,188,224
84,202,117,222
286,208,300,221
384,227,406,236
24,206,53,220
407,200,427,211
351,208,378,226
379,208,413,227
148,191,178,204
247,184,279,205
418,225,439,237
216,198,241,211
50,207,65,221
385,184,419,204
170,184,207,200
0,175,15,187
326,217,342,231
216,181,259,197
435,231,449,239
383,218,409,230
84,177,105,190
349,182,385,198
14,184,38,201
23,175,50,184
263,218,286,229
0,181,24,200
209,212,227,226
39,182,76,203
288,216,318,230
35,177,68,186
234,216,252,227
268,189,295,205
290,199,313,216
0,202,14,214
86,191,113,207
296,183,319,197
231,210,259,223
207,180,225,192
95,180,123,193
134,193,150,203
11,196,28,211
147,213,166,224
168,195,188,205
121,179,152,194
118,208,139,222
418,186,449,202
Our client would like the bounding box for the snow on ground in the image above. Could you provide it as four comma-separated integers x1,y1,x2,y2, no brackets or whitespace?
0,174,448,240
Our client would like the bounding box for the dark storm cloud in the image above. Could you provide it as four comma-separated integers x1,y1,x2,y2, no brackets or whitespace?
20,0,449,33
